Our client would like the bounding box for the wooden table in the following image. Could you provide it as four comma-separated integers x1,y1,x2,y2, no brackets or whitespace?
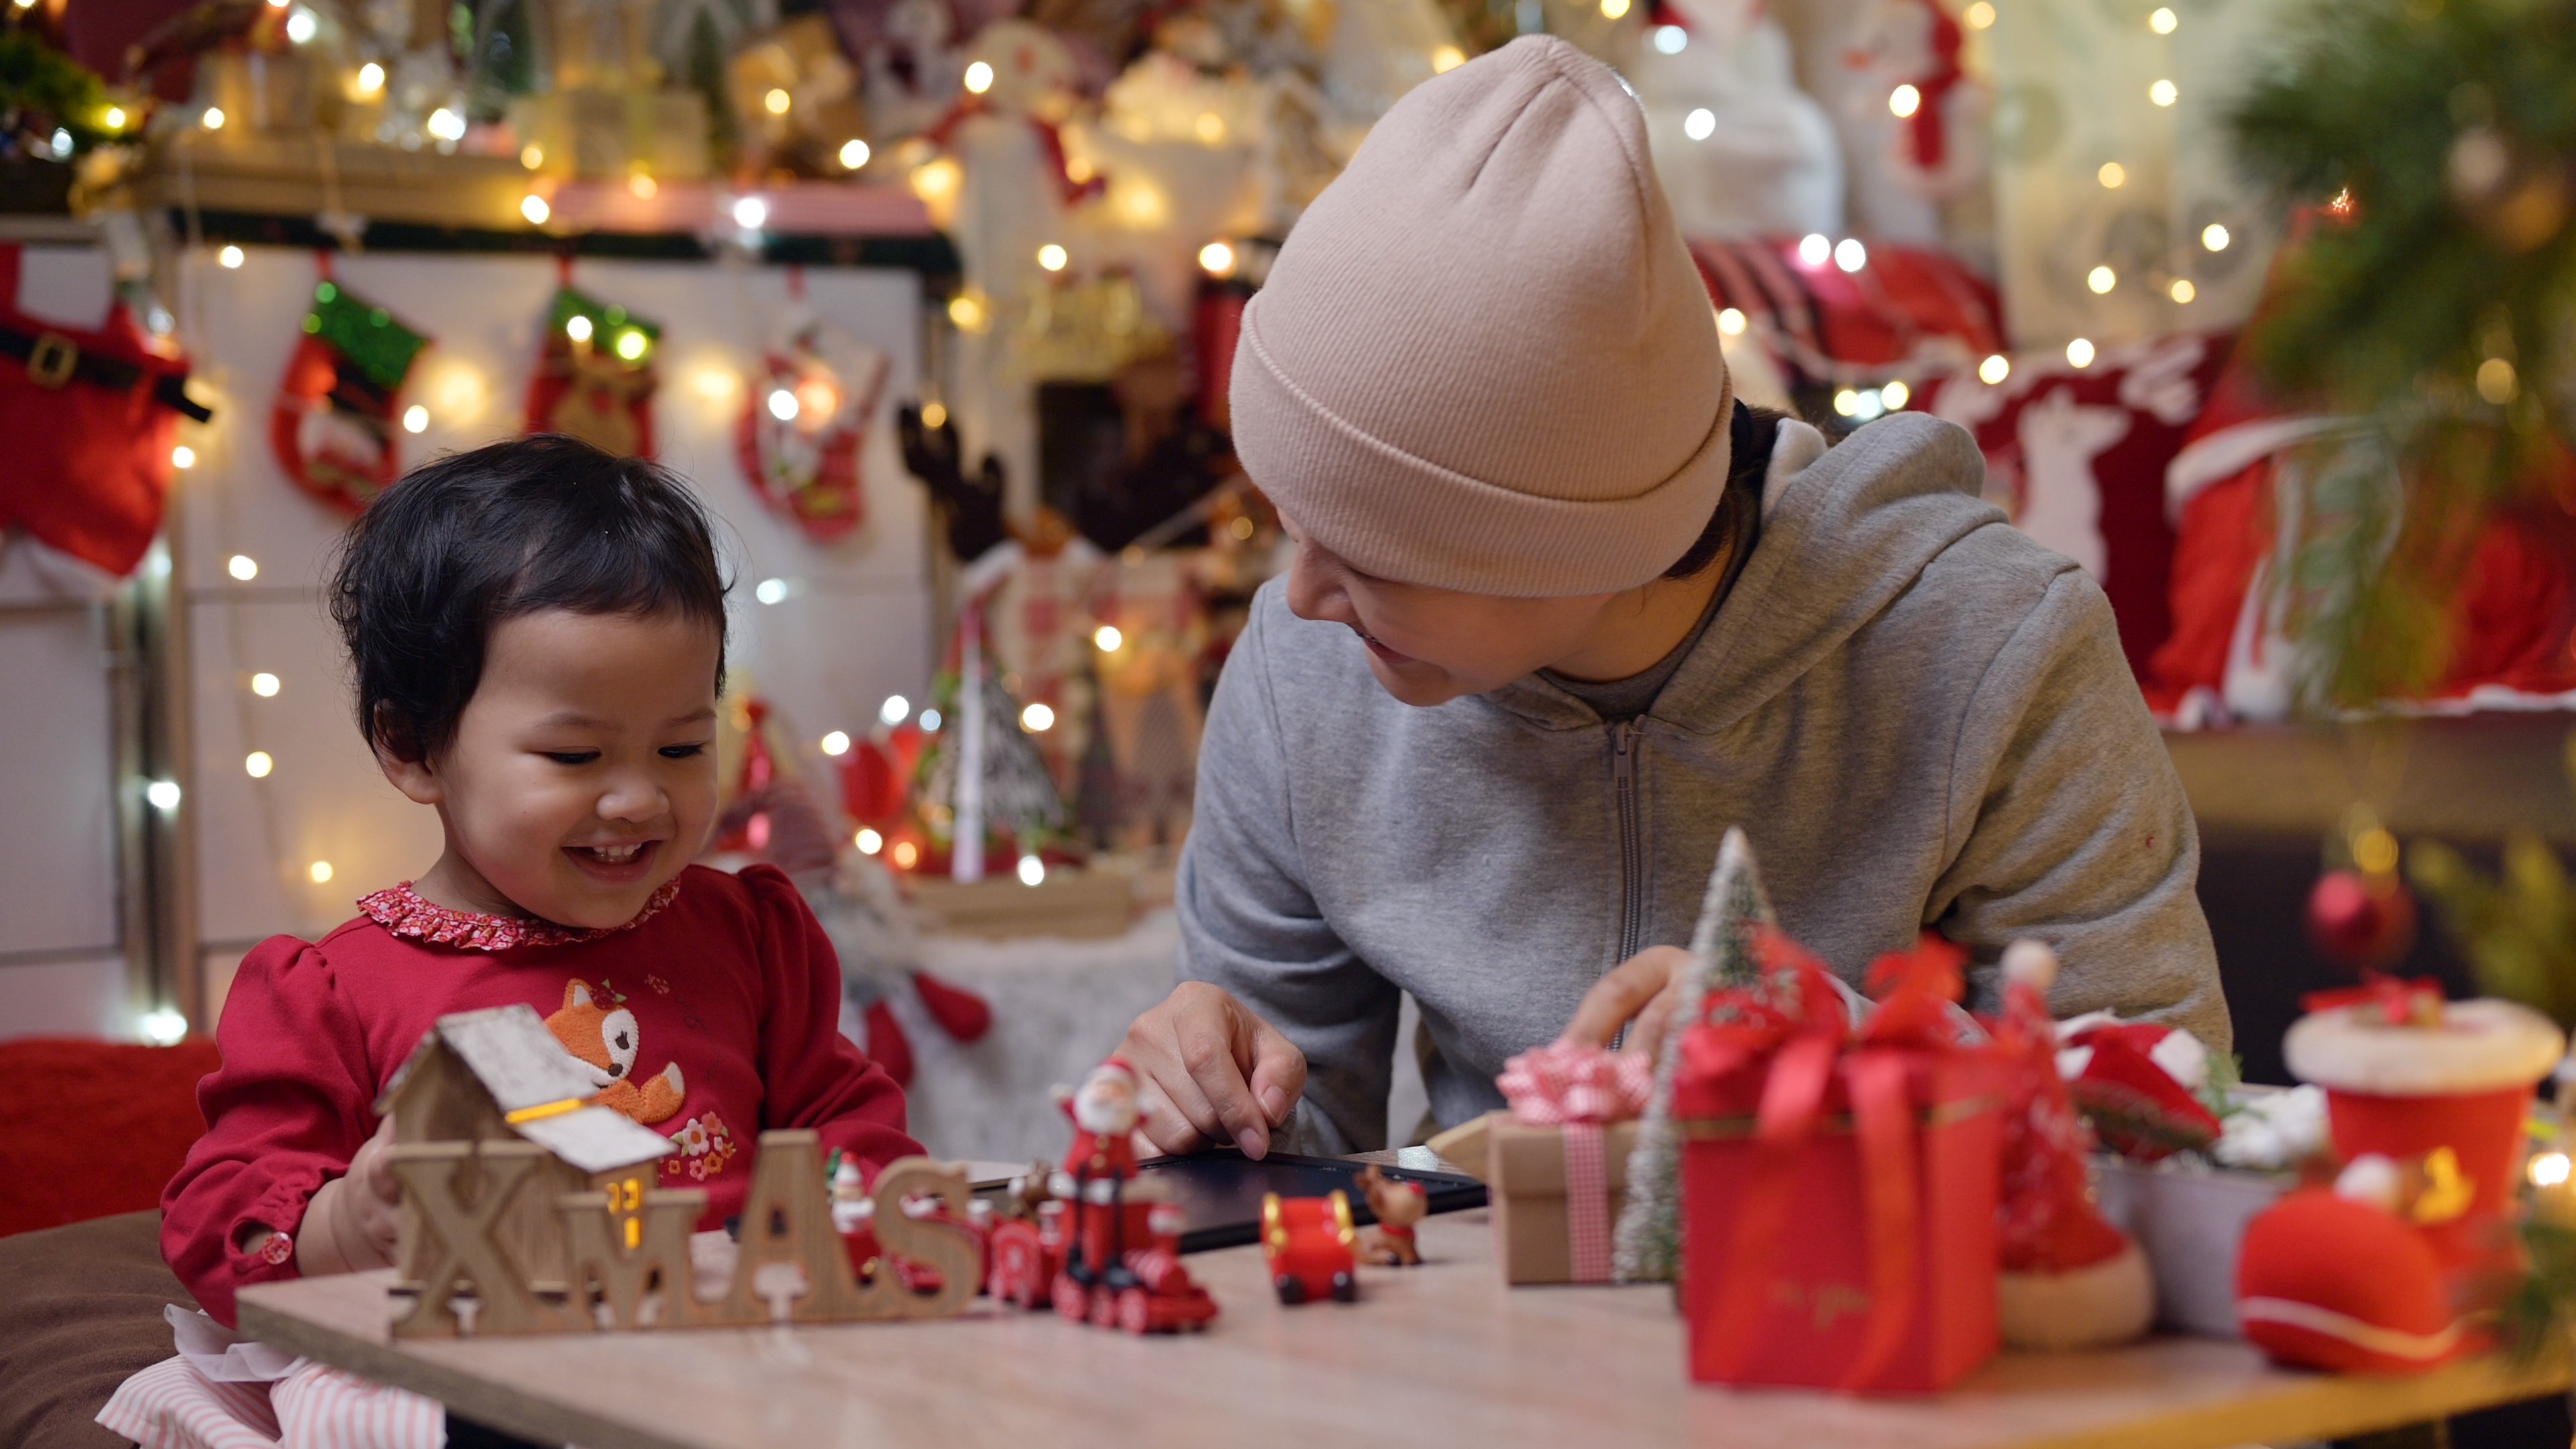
239,1208,2568,1449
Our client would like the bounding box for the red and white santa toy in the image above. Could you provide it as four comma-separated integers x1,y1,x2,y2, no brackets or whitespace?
1059,1057,1144,1187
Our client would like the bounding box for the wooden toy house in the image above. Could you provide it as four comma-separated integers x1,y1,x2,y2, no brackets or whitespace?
376,1004,676,1332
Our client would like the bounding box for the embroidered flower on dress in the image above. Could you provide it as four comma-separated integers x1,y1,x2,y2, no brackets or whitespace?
357,879,682,951
663,1111,736,1181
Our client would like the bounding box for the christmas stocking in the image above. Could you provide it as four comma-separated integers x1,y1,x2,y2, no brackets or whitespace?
0,242,209,584
523,283,659,459
735,318,889,543
270,273,429,515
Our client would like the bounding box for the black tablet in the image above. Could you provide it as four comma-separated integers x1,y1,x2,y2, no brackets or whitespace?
1133,1150,1488,1254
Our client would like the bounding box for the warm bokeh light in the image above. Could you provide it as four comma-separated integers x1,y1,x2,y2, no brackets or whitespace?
251,672,281,697
228,555,258,581
245,751,273,778
2067,337,2097,368
1020,702,1055,733
1094,625,1124,652
309,859,334,883
1978,354,2010,385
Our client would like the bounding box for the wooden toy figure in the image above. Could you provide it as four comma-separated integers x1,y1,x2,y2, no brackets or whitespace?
983,1061,1219,1333
1355,1166,1426,1267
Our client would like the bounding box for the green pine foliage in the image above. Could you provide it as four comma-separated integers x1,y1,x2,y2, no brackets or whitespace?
2408,733,2576,1027
2226,0,2576,708
1,32,127,159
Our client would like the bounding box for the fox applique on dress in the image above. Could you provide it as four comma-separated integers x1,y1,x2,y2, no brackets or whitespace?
545,978,686,1125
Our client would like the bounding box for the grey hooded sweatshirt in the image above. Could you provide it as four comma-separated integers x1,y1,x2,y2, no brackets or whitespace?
1175,412,2230,1154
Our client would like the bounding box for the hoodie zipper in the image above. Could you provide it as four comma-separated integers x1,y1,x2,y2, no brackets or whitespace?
1613,718,1644,968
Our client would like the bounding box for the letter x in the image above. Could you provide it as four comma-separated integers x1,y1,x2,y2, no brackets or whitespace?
388,1140,561,1337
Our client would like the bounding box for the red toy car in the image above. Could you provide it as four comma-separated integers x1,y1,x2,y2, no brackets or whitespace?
1262,1191,1359,1303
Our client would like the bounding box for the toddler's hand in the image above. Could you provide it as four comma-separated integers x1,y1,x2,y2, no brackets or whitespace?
297,1116,402,1276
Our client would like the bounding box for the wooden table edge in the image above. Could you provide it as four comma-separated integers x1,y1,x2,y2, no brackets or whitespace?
239,1284,696,1449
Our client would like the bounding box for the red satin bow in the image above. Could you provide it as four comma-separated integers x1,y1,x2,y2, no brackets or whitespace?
1684,931,1978,1392
2302,973,2445,1026
1498,1042,1652,1126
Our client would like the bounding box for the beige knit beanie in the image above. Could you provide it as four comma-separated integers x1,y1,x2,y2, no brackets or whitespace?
1230,34,1733,597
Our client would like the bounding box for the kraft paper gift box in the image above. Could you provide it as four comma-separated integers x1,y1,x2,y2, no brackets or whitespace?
1488,1117,1643,1285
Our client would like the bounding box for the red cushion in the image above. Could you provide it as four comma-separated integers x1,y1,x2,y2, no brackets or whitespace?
0,1038,220,1238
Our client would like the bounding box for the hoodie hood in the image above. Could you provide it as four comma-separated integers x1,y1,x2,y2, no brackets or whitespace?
1489,411,2002,735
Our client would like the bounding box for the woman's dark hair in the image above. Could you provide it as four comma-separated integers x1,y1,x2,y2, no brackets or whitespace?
328,434,730,763
1662,400,1792,580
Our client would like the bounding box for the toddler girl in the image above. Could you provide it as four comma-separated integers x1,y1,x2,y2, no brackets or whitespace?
162,435,918,1324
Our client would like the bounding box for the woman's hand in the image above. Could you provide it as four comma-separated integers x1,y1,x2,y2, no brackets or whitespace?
1118,982,1307,1159
1558,945,1699,1062
296,1116,403,1276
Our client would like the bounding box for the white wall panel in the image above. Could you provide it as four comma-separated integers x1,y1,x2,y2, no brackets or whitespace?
0,608,119,959
0,955,127,1040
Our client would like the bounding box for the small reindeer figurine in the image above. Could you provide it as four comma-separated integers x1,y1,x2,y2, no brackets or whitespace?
1355,1166,1428,1267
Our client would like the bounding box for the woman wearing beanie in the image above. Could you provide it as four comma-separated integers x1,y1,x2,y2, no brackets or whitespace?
1118,35,2229,1158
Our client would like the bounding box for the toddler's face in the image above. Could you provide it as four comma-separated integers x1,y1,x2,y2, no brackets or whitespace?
399,608,721,928
1278,511,1624,706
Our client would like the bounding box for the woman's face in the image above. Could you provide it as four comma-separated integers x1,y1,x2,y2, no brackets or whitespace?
1281,512,1623,706
385,608,722,928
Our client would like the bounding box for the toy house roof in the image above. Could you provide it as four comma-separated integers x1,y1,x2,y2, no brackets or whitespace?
378,1004,674,1175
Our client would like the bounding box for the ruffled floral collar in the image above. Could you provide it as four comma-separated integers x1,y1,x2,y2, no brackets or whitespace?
358,879,682,952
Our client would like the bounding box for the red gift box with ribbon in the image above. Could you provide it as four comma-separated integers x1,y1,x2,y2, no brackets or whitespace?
1678,931,2008,1394
1486,1042,1654,1285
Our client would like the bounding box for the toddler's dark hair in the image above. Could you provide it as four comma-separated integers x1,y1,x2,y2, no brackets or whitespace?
328,434,729,763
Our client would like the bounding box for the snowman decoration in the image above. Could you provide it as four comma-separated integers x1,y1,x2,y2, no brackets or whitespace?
1620,0,1845,239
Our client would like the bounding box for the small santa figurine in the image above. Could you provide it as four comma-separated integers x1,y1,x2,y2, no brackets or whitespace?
1059,1058,1144,1187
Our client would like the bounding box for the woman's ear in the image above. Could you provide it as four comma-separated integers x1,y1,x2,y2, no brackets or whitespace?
372,704,442,805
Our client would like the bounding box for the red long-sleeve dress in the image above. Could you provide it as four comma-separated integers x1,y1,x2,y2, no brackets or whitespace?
161,863,920,1325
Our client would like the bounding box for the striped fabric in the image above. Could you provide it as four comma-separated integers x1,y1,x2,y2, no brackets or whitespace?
98,1354,443,1449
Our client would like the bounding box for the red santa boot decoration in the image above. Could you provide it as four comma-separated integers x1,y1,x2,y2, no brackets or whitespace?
2284,984,2564,1274
2236,1156,2477,1374
1990,941,2156,1349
